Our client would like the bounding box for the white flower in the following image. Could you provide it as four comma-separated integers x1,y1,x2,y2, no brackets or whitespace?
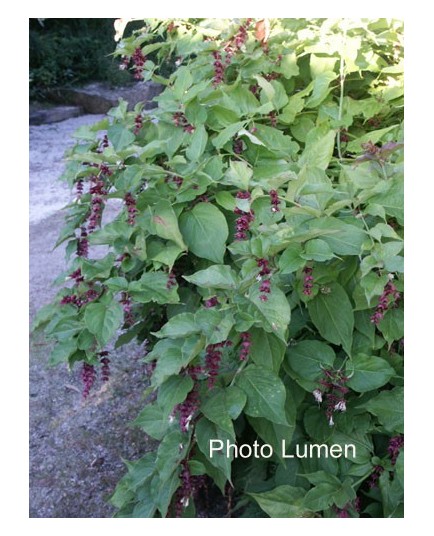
328,415,334,427
334,400,346,412
312,389,323,403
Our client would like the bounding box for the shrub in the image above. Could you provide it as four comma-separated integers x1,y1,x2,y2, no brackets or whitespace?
33,18,404,518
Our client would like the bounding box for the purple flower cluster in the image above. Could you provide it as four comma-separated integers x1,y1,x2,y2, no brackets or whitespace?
134,114,143,135
165,175,184,189
335,497,361,518
257,258,272,302
69,268,84,285
239,332,251,361
120,292,134,326
60,288,99,308
205,341,232,388
96,134,109,154
75,179,84,198
234,191,255,240
99,351,110,382
315,368,350,426
77,227,89,258
233,137,244,155
173,112,194,133
368,464,385,489
132,47,147,80
212,51,225,86
388,435,404,465
177,387,200,433
88,197,104,232
204,296,219,308
124,193,137,226
269,189,280,212
167,271,177,290
268,111,277,127
82,363,96,399
371,279,401,324
302,266,314,296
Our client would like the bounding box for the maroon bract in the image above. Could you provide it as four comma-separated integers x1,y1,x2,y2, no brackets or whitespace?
371,279,401,324
124,193,137,225
302,266,314,296
82,363,96,399
269,189,280,212
132,47,147,79
239,332,251,361
167,271,177,290
134,114,143,135
388,435,404,465
100,351,110,382
204,296,219,308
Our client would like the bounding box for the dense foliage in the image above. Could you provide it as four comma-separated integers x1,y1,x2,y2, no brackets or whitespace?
29,18,130,98
33,18,404,518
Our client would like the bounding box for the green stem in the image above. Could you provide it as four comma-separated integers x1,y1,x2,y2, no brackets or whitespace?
337,25,347,161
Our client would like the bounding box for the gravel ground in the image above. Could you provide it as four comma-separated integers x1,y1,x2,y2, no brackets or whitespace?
29,114,155,518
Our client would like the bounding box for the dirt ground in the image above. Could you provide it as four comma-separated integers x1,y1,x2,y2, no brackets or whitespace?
29,115,155,518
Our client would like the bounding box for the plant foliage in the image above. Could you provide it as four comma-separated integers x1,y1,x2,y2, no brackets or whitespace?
34,18,404,518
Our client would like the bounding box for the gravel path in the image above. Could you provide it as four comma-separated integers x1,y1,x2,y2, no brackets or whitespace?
29,114,154,518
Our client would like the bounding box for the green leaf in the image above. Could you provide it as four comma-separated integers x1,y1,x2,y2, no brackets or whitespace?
286,340,336,384
186,124,208,161
378,308,404,346
298,129,336,170
305,71,337,108
248,485,308,517
153,313,199,339
247,284,291,341
236,365,287,425
224,160,253,190
302,239,336,262
212,121,245,149
49,338,78,366
201,386,246,437
195,308,234,345
179,203,229,263
107,124,135,151
116,165,144,191
361,387,403,433
308,217,366,256
81,253,116,279
279,52,299,79
195,418,233,481
249,329,286,373
183,265,238,289
303,483,338,511
278,243,305,274
156,430,189,483
149,338,199,386
346,353,395,392
158,375,194,418
129,272,179,305
149,200,187,250
307,282,354,355
133,403,170,440
347,125,398,153
84,301,123,346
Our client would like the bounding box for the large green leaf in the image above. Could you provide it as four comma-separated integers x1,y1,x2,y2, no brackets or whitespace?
248,485,308,517
346,353,395,392
157,375,194,418
361,387,403,432
153,313,199,339
308,217,366,255
286,340,336,384
247,284,291,341
298,129,336,170
186,123,208,161
129,272,179,304
84,301,123,347
183,265,238,289
236,365,287,425
149,200,187,250
307,282,354,355
201,386,246,437
195,418,233,481
107,124,135,151
249,328,286,372
179,203,229,263
133,403,170,440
